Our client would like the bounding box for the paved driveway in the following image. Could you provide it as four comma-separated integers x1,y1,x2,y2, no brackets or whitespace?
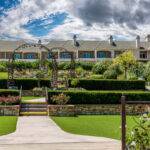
0,116,121,150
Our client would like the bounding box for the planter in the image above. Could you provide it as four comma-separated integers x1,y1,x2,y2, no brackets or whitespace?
48,105,76,116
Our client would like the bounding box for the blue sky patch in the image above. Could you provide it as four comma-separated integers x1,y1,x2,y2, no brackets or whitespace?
23,12,68,37
0,0,21,16
0,0,20,9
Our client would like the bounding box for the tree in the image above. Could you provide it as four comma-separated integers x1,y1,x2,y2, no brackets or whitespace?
113,51,136,79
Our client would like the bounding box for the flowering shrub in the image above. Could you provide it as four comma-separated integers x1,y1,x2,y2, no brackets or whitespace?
0,96,20,105
51,93,70,105
127,113,150,150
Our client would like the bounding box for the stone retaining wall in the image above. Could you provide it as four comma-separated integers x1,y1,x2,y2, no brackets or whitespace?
0,105,20,116
48,105,76,116
48,104,150,116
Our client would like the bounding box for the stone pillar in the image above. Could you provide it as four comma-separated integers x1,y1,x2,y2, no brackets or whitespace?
95,50,97,61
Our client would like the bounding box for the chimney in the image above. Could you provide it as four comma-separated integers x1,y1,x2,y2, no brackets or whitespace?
73,34,80,47
73,35,77,46
146,34,150,42
109,35,113,45
136,35,140,48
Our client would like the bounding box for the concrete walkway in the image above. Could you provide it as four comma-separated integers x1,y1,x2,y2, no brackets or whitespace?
23,97,46,103
0,116,121,150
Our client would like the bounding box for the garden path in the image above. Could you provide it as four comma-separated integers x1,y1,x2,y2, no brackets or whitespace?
0,116,121,150
24,97,46,103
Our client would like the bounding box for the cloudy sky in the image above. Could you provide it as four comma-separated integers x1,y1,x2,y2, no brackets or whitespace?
0,0,150,41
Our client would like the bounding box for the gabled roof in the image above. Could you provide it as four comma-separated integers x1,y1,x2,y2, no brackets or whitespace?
0,39,149,52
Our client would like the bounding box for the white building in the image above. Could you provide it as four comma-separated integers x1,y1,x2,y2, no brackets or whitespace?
0,35,150,61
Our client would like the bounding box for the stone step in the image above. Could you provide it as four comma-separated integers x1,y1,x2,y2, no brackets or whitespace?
20,112,47,116
21,108,47,112
21,104,47,108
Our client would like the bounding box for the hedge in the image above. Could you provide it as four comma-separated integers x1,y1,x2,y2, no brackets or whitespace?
0,79,50,90
48,90,150,104
0,89,19,96
69,79,145,90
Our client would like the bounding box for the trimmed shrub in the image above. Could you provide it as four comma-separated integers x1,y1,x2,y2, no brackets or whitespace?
103,63,123,79
77,62,94,70
69,79,145,90
0,89,19,96
92,60,112,74
58,62,71,70
14,79,50,90
48,90,150,104
90,74,104,79
0,79,50,90
0,79,7,89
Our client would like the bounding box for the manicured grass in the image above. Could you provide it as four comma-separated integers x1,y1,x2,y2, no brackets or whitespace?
52,115,137,140
21,96,43,101
0,72,8,79
0,116,18,135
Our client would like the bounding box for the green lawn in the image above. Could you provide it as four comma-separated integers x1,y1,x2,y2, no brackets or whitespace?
52,115,137,140
0,72,8,79
21,96,43,101
0,117,18,135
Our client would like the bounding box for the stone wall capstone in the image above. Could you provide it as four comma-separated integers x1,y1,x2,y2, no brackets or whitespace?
48,104,150,116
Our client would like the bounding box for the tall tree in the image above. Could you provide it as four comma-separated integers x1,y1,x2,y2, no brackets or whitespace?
113,51,136,79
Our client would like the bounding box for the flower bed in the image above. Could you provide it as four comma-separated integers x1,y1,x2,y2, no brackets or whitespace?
0,96,20,105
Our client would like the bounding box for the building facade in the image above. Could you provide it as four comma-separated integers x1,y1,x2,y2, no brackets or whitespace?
0,35,150,62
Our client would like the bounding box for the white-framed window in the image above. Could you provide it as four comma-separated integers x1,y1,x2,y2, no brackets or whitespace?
26,53,35,59
60,52,71,59
140,51,147,59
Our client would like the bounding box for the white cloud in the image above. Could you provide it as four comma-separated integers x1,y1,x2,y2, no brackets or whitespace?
0,0,150,41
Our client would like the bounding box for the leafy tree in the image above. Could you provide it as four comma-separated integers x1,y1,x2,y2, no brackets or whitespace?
113,51,136,79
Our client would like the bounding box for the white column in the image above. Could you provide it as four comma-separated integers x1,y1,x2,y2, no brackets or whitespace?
76,50,79,60
5,52,7,59
58,50,60,62
95,50,97,61
21,52,24,60
111,51,115,58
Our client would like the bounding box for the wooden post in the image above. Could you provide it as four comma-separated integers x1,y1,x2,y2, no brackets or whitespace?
121,95,126,150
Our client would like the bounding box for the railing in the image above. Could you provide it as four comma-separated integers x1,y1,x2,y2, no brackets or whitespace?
120,95,150,150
